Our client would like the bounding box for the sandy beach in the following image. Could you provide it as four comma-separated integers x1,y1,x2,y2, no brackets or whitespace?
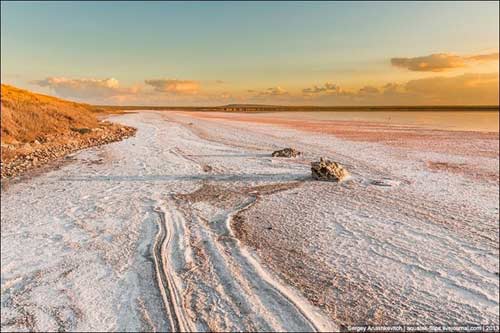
1,111,498,331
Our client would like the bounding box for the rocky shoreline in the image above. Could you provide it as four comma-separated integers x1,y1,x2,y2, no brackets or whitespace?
1,122,136,179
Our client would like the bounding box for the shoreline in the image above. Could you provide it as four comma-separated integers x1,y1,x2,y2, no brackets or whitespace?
176,111,499,183
0,122,136,180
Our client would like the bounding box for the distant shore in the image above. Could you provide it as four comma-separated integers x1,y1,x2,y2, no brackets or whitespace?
96,104,500,113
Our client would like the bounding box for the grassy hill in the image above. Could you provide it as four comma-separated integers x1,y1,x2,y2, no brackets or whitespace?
0,84,102,144
0,84,135,179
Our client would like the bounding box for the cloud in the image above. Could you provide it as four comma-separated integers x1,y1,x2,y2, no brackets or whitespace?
358,86,380,95
391,52,499,72
403,72,499,104
30,72,498,106
144,79,200,94
301,73,498,105
302,82,342,95
220,92,232,99
244,86,290,104
256,86,288,96
381,82,403,93
391,54,465,72
465,52,499,62
30,76,226,105
32,77,133,99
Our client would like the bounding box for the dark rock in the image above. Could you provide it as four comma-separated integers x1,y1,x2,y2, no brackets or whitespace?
272,148,301,158
311,158,350,182
70,127,92,134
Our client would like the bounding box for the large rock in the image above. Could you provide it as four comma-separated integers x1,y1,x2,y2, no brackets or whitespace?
272,148,301,158
311,158,350,182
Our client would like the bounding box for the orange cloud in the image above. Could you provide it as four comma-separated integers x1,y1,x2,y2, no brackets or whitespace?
144,79,200,94
302,82,343,95
256,86,288,96
30,72,498,106
403,73,499,104
32,77,134,99
391,52,499,72
301,73,498,105
465,52,499,62
358,86,380,95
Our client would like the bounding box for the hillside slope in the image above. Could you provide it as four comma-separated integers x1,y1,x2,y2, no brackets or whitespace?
1,84,100,144
1,84,135,179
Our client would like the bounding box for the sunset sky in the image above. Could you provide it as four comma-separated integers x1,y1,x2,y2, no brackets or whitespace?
1,1,499,106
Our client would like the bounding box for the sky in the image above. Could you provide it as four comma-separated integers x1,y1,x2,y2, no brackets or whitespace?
1,1,499,106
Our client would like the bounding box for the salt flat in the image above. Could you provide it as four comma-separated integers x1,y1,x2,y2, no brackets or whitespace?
1,111,498,331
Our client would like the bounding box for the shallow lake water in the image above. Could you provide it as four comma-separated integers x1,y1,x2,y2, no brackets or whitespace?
242,111,499,132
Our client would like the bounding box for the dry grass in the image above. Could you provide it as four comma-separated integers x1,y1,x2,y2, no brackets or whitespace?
1,84,100,145
1,85,136,175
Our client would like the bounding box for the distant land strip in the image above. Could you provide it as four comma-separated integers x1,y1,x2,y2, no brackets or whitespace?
95,104,500,113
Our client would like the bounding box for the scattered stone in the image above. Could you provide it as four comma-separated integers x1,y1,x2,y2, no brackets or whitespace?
271,147,301,158
1,125,136,179
70,127,92,134
369,179,400,187
311,157,350,182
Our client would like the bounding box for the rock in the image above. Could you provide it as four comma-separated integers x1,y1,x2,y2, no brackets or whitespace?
1,124,136,180
272,147,301,158
70,127,92,134
311,158,350,182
